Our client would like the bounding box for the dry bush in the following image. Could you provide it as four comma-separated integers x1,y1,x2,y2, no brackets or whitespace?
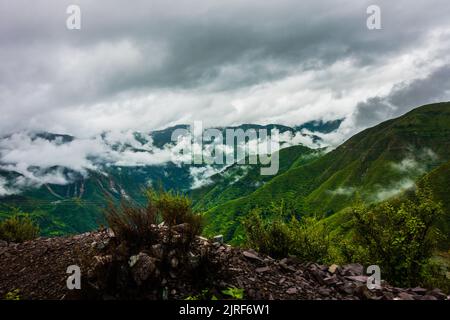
90,189,209,299
104,189,203,249
104,197,158,249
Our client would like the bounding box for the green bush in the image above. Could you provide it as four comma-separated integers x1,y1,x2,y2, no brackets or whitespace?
243,208,292,258
289,216,331,263
0,214,40,243
4,289,21,300
243,204,330,262
347,185,444,287
420,257,450,294
147,189,203,239
221,287,244,300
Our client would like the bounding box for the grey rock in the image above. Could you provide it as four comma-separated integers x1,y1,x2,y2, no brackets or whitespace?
346,275,368,283
323,275,338,285
243,250,263,261
342,263,364,276
129,255,139,267
93,239,109,251
397,292,415,300
318,288,332,296
427,288,447,300
106,228,115,238
421,295,438,300
93,255,113,268
213,235,224,244
131,252,157,285
256,266,270,273
286,287,297,295
279,258,296,272
171,223,190,233
151,244,164,259
170,256,179,268
410,287,427,295
355,285,375,300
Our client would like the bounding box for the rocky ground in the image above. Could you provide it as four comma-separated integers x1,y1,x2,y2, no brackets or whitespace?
0,229,448,300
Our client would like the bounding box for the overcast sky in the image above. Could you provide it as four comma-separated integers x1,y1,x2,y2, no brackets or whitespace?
1,0,450,139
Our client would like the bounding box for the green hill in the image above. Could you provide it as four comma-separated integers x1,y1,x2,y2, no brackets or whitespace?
190,145,323,211
202,102,450,243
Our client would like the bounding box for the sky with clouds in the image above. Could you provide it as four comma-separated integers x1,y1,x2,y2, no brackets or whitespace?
1,0,450,194
0,0,449,139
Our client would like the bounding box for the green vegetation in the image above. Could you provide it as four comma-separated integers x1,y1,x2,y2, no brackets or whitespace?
221,287,244,300
184,287,244,300
241,183,448,289
191,145,321,211
342,185,444,287
4,289,21,300
185,289,218,300
147,189,203,236
420,254,450,293
243,203,330,262
419,160,450,248
0,211,40,243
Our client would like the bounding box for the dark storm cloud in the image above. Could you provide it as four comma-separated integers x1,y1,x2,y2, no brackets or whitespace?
354,64,450,128
2,0,444,90
0,0,450,136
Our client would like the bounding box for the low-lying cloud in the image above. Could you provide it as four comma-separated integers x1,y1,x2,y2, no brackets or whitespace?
372,178,416,202
0,126,324,193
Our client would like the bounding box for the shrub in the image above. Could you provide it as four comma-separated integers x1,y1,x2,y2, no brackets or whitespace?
147,189,203,241
289,216,331,263
243,205,330,262
243,208,291,258
420,258,450,294
0,214,40,243
347,184,444,287
104,189,203,250
104,197,158,249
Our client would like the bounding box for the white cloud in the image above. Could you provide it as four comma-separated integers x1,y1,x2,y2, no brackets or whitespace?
391,158,423,174
328,186,356,196
0,131,181,192
0,176,17,196
189,166,220,189
372,178,416,202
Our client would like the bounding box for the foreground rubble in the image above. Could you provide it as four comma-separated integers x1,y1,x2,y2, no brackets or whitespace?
0,229,448,300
